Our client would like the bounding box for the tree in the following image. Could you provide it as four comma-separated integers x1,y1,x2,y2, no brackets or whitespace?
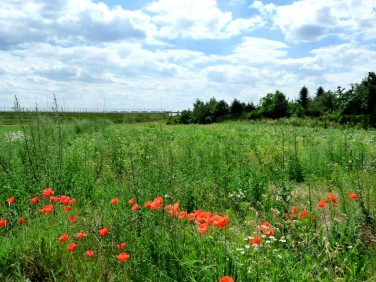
207,97,218,117
316,86,324,98
313,90,338,114
191,98,219,124
260,91,289,119
357,72,376,115
298,86,309,110
339,72,376,126
244,102,256,113
179,109,193,124
192,99,209,124
213,100,230,120
230,99,244,115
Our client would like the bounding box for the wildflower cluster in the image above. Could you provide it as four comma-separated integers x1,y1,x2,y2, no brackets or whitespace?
285,205,312,220
143,196,229,233
247,221,275,247
1,188,129,262
0,187,361,281
318,192,358,208
2,189,232,271
246,191,359,249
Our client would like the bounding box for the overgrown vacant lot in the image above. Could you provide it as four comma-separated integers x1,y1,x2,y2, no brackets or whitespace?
0,118,375,281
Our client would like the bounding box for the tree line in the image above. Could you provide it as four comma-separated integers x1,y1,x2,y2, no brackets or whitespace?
169,72,376,127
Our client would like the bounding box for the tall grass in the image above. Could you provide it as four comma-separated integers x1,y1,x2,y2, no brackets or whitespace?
0,116,375,281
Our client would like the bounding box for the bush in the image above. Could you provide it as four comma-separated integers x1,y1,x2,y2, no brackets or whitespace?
73,118,112,134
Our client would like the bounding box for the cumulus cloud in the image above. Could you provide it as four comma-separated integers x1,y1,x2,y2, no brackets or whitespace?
230,37,288,62
224,16,265,37
199,38,376,103
251,0,376,43
146,0,264,39
0,0,374,111
0,0,153,50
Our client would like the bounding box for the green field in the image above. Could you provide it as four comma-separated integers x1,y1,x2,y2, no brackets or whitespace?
0,111,168,125
0,116,375,281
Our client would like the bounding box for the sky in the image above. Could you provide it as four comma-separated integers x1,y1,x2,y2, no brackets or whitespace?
0,0,375,111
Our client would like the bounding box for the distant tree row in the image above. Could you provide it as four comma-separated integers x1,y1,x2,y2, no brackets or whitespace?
169,72,376,127
172,98,255,125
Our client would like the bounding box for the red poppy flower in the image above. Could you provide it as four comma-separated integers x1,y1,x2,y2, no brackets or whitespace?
178,211,187,219
63,206,71,212
59,234,69,242
31,196,39,204
249,237,262,246
262,228,275,236
150,196,163,210
260,221,270,228
196,211,212,224
40,204,54,213
49,196,60,202
128,198,135,205
194,209,203,216
85,250,94,258
111,198,119,205
117,252,130,262
6,197,15,204
75,232,87,239
318,200,327,208
213,215,229,228
42,188,54,197
348,192,358,199
69,199,76,205
187,213,196,221
131,204,139,211
18,218,25,224
205,216,214,225
220,276,234,282
169,203,180,217
284,212,290,218
60,195,70,205
299,210,308,219
67,243,77,251
291,206,298,214
98,227,109,236
68,216,77,222
144,201,152,208
198,223,209,233
0,218,8,227
117,243,126,249
327,193,338,204
150,201,161,210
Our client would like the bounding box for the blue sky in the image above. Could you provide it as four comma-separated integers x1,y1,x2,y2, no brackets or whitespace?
0,0,375,111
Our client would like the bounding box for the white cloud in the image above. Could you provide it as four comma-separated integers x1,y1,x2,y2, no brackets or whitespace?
198,39,376,103
0,0,375,111
231,37,288,62
0,40,207,110
251,0,376,43
224,16,265,37
249,1,276,17
0,0,154,50
146,0,264,39
2,34,374,110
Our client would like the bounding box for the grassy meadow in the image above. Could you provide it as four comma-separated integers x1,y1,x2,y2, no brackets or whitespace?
0,111,168,125
0,115,375,281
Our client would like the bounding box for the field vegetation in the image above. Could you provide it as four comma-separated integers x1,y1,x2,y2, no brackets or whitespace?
0,110,168,126
0,109,375,281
